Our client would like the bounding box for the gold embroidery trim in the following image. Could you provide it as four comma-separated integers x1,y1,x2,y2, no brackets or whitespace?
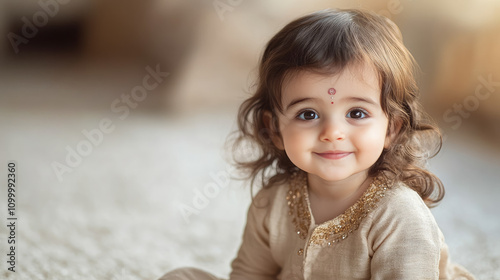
286,171,311,240
286,171,393,246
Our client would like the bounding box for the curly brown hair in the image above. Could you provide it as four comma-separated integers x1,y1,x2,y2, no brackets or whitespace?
230,9,444,207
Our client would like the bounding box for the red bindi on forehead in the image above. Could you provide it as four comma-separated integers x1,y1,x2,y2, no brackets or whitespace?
328,88,336,104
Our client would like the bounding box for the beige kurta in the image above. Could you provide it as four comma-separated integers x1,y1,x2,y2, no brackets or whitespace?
160,171,475,280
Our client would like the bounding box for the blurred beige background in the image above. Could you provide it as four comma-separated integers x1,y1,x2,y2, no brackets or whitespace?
0,0,499,279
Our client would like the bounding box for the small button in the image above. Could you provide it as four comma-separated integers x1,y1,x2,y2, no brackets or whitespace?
297,248,304,256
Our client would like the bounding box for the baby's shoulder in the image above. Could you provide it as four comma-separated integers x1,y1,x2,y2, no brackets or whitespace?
244,180,290,230
373,181,437,223
251,179,289,210
386,181,428,207
366,181,444,251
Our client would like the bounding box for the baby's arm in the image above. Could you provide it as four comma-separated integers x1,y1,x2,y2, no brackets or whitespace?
229,190,281,280
368,188,442,279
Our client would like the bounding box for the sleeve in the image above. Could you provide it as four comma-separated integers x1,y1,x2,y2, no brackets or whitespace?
229,189,281,280
368,188,442,280
438,233,476,280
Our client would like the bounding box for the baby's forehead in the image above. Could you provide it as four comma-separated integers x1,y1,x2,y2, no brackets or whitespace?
281,64,380,97
283,61,378,86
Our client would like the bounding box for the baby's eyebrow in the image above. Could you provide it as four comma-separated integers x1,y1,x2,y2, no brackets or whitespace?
285,97,318,111
343,96,378,106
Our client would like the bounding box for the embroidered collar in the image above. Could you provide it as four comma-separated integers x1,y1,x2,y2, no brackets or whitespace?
286,171,393,246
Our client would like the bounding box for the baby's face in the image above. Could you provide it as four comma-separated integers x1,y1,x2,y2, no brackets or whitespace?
276,63,390,183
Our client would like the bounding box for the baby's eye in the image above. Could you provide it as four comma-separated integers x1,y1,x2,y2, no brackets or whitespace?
346,109,368,119
297,110,319,120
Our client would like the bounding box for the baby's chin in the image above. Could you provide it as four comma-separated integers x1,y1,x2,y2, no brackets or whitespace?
304,169,371,184
303,170,347,182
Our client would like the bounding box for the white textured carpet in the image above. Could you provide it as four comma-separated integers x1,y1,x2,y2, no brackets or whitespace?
1,107,250,280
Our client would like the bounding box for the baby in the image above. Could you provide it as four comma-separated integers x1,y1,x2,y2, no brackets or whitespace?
160,9,475,280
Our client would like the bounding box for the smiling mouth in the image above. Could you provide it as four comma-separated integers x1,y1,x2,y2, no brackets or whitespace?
314,151,352,160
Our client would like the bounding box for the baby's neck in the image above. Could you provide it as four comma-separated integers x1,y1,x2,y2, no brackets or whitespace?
307,172,370,201
307,172,371,224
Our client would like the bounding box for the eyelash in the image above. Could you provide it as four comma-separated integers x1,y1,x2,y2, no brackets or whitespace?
296,109,319,121
295,108,370,121
346,108,370,119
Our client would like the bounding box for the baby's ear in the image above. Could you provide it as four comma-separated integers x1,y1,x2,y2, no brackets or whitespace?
384,118,402,149
263,110,285,150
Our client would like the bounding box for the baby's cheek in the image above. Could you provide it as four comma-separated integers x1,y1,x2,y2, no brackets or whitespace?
284,136,304,156
283,127,308,147
355,127,386,156
282,133,311,165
